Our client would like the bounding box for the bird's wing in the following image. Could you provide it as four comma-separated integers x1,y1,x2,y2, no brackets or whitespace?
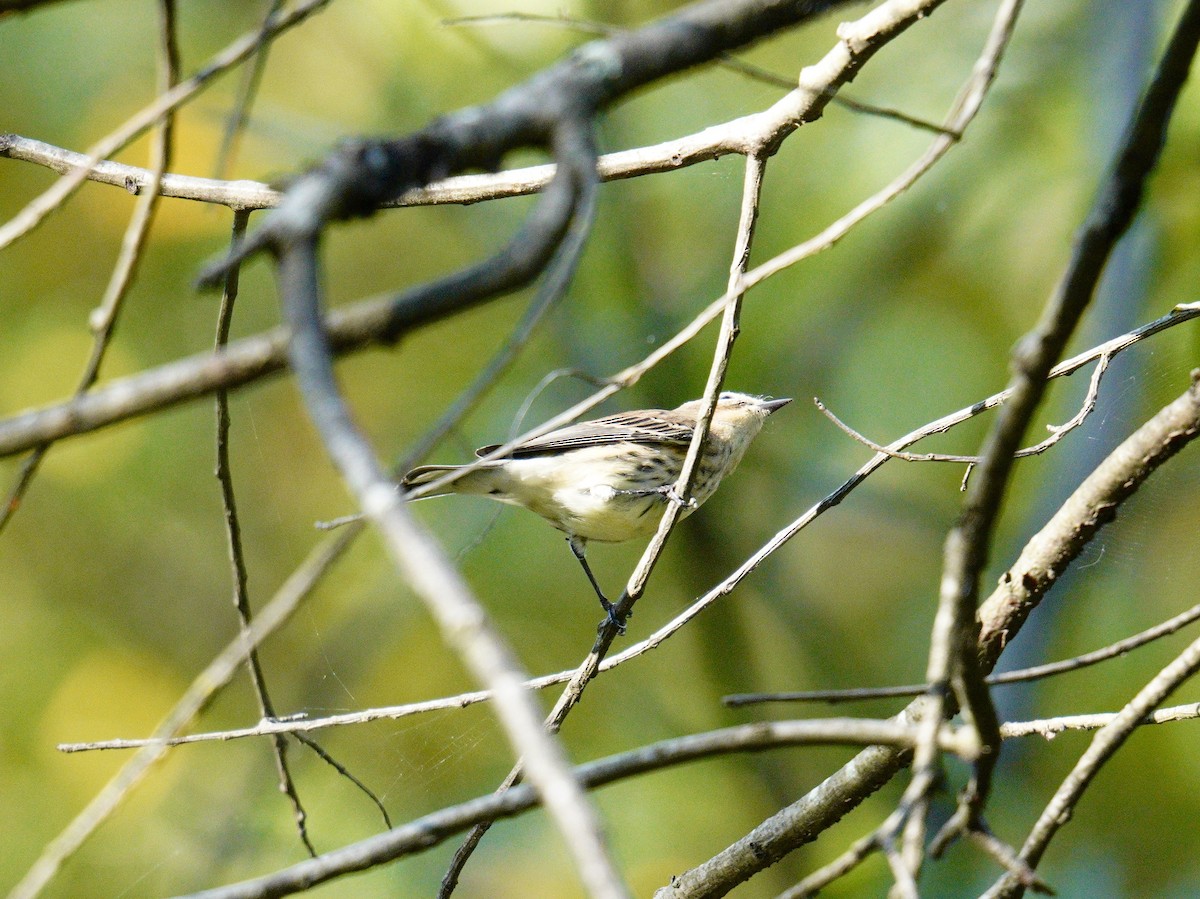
476,410,693,458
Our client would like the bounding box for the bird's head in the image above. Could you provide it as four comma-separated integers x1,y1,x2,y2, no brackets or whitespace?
676,391,792,442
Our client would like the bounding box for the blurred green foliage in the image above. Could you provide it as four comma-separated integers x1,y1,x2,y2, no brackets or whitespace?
1,0,1198,896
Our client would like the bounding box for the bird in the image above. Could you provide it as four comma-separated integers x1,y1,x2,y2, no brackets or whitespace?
401,391,791,624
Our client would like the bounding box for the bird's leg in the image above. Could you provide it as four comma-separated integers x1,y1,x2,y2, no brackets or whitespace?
657,484,698,511
566,535,626,634
612,486,664,498
614,484,700,511
567,535,607,605
613,484,697,510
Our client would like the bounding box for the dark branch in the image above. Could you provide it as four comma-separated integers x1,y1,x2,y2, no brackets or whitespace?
199,0,846,283
909,0,1200,868
183,718,955,899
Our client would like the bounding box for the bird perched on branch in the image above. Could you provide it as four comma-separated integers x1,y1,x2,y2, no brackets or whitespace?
401,391,791,624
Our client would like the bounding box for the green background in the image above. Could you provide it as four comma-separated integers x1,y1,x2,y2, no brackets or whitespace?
2,1,1199,896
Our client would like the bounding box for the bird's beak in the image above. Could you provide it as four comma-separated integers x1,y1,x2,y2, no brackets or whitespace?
762,397,792,414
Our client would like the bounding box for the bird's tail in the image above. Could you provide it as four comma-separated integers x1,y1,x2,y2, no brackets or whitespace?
401,463,502,498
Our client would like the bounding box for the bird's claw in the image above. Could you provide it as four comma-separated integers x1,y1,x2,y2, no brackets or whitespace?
613,485,696,510
598,599,629,636
659,484,698,510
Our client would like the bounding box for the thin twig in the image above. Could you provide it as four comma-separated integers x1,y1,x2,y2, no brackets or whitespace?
0,0,179,533
781,829,881,898
951,826,1050,893
726,684,931,706
615,150,767,619
0,0,334,250
988,599,1200,685
900,0,1198,873
292,731,393,829
441,135,772,899
57,303,1200,756
1000,702,1200,739
175,718,971,899
985,628,1200,897
212,0,286,180
813,354,1111,468
726,589,1200,703
213,209,316,857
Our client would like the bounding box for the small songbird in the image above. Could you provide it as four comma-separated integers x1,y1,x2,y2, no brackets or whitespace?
401,391,791,620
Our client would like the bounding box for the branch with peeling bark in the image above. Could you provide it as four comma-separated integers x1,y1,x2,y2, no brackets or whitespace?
897,0,1200,884
657,370,1200,898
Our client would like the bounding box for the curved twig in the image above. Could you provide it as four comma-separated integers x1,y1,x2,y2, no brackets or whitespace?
0,0,179,534
901,0,1200,873
0,0,335,250
178,717,970,899
657,364,1200,895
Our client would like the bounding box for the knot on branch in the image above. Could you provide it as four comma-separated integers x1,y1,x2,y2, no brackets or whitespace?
316,130,453,220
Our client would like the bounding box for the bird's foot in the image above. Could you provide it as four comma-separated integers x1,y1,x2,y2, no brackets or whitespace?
659,484,698,510
597,597,629,636
613,485,697,510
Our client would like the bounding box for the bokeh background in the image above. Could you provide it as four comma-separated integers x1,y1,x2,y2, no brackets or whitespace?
2,0,1199,896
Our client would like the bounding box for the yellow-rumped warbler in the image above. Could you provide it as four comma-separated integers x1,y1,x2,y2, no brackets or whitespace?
402,391,791,617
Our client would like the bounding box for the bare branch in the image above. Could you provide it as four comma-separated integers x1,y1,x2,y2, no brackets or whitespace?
607,149,766,628
55,303,1200,758
0,0,334,249
1001,702,1200,740
658,367,1200,897
0,0,180,533
814,353,1111,468
213,209,317,856
178,718,970,899
8,498,361,899
212,0,287,180
903,0,1200,873
985,628,1200,897
726,592,1200,705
